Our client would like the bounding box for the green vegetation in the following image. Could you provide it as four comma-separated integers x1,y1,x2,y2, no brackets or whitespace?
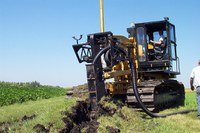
0,96,77,132
0,86,199,133
0,81,66,106
97,91,200,133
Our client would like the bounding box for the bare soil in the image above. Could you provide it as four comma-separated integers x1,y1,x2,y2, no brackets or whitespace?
59,97,120,133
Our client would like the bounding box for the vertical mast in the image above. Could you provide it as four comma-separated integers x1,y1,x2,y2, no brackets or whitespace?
100,0,104,32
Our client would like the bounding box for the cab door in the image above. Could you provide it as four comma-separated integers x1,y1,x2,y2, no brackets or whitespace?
168,23,180,73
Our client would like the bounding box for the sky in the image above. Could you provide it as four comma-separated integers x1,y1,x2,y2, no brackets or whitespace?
0,0,200,88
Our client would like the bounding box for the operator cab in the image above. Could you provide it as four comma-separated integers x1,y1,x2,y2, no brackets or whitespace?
127,18,180,78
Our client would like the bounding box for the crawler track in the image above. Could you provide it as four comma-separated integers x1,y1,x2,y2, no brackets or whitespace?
127,80,185,111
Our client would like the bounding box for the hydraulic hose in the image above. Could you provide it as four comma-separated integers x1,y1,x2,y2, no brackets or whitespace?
93,45,127,65
93,46,111,64
129,58,197,118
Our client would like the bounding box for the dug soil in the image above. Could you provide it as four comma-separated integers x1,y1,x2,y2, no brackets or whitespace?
59,98,119,133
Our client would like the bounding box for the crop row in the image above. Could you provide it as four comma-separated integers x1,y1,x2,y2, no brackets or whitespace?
0,82,66,106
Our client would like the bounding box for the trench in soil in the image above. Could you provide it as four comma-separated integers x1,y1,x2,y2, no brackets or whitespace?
59,98,120,133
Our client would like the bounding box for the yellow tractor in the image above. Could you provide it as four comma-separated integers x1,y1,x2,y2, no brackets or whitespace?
72,18,186,117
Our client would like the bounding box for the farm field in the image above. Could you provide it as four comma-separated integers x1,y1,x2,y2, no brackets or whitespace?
0,83,200,133
0,82,67,106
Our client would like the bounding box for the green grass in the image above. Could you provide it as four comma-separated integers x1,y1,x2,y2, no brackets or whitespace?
0,96,77,132
0,91,199,133
98,91,200,133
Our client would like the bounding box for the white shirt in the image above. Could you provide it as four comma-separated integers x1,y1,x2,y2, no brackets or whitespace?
159,35,164,42
190,66,200,87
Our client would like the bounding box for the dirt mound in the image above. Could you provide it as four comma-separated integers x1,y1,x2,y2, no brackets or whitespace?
106,126,120,133
71,84,88,98
59,99,98,133
33,123,53,133
60,98,119,133
21,114,36,121
0,114,37,133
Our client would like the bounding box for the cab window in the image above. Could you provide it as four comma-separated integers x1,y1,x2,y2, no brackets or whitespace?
169,25,175,42
136,27,146,62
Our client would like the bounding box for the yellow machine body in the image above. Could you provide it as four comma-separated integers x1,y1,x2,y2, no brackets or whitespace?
104,36,138,95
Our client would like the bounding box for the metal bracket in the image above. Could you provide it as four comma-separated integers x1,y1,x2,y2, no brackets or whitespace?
73,35,83,44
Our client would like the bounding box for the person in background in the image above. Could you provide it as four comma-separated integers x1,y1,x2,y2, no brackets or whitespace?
190,59,200,119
